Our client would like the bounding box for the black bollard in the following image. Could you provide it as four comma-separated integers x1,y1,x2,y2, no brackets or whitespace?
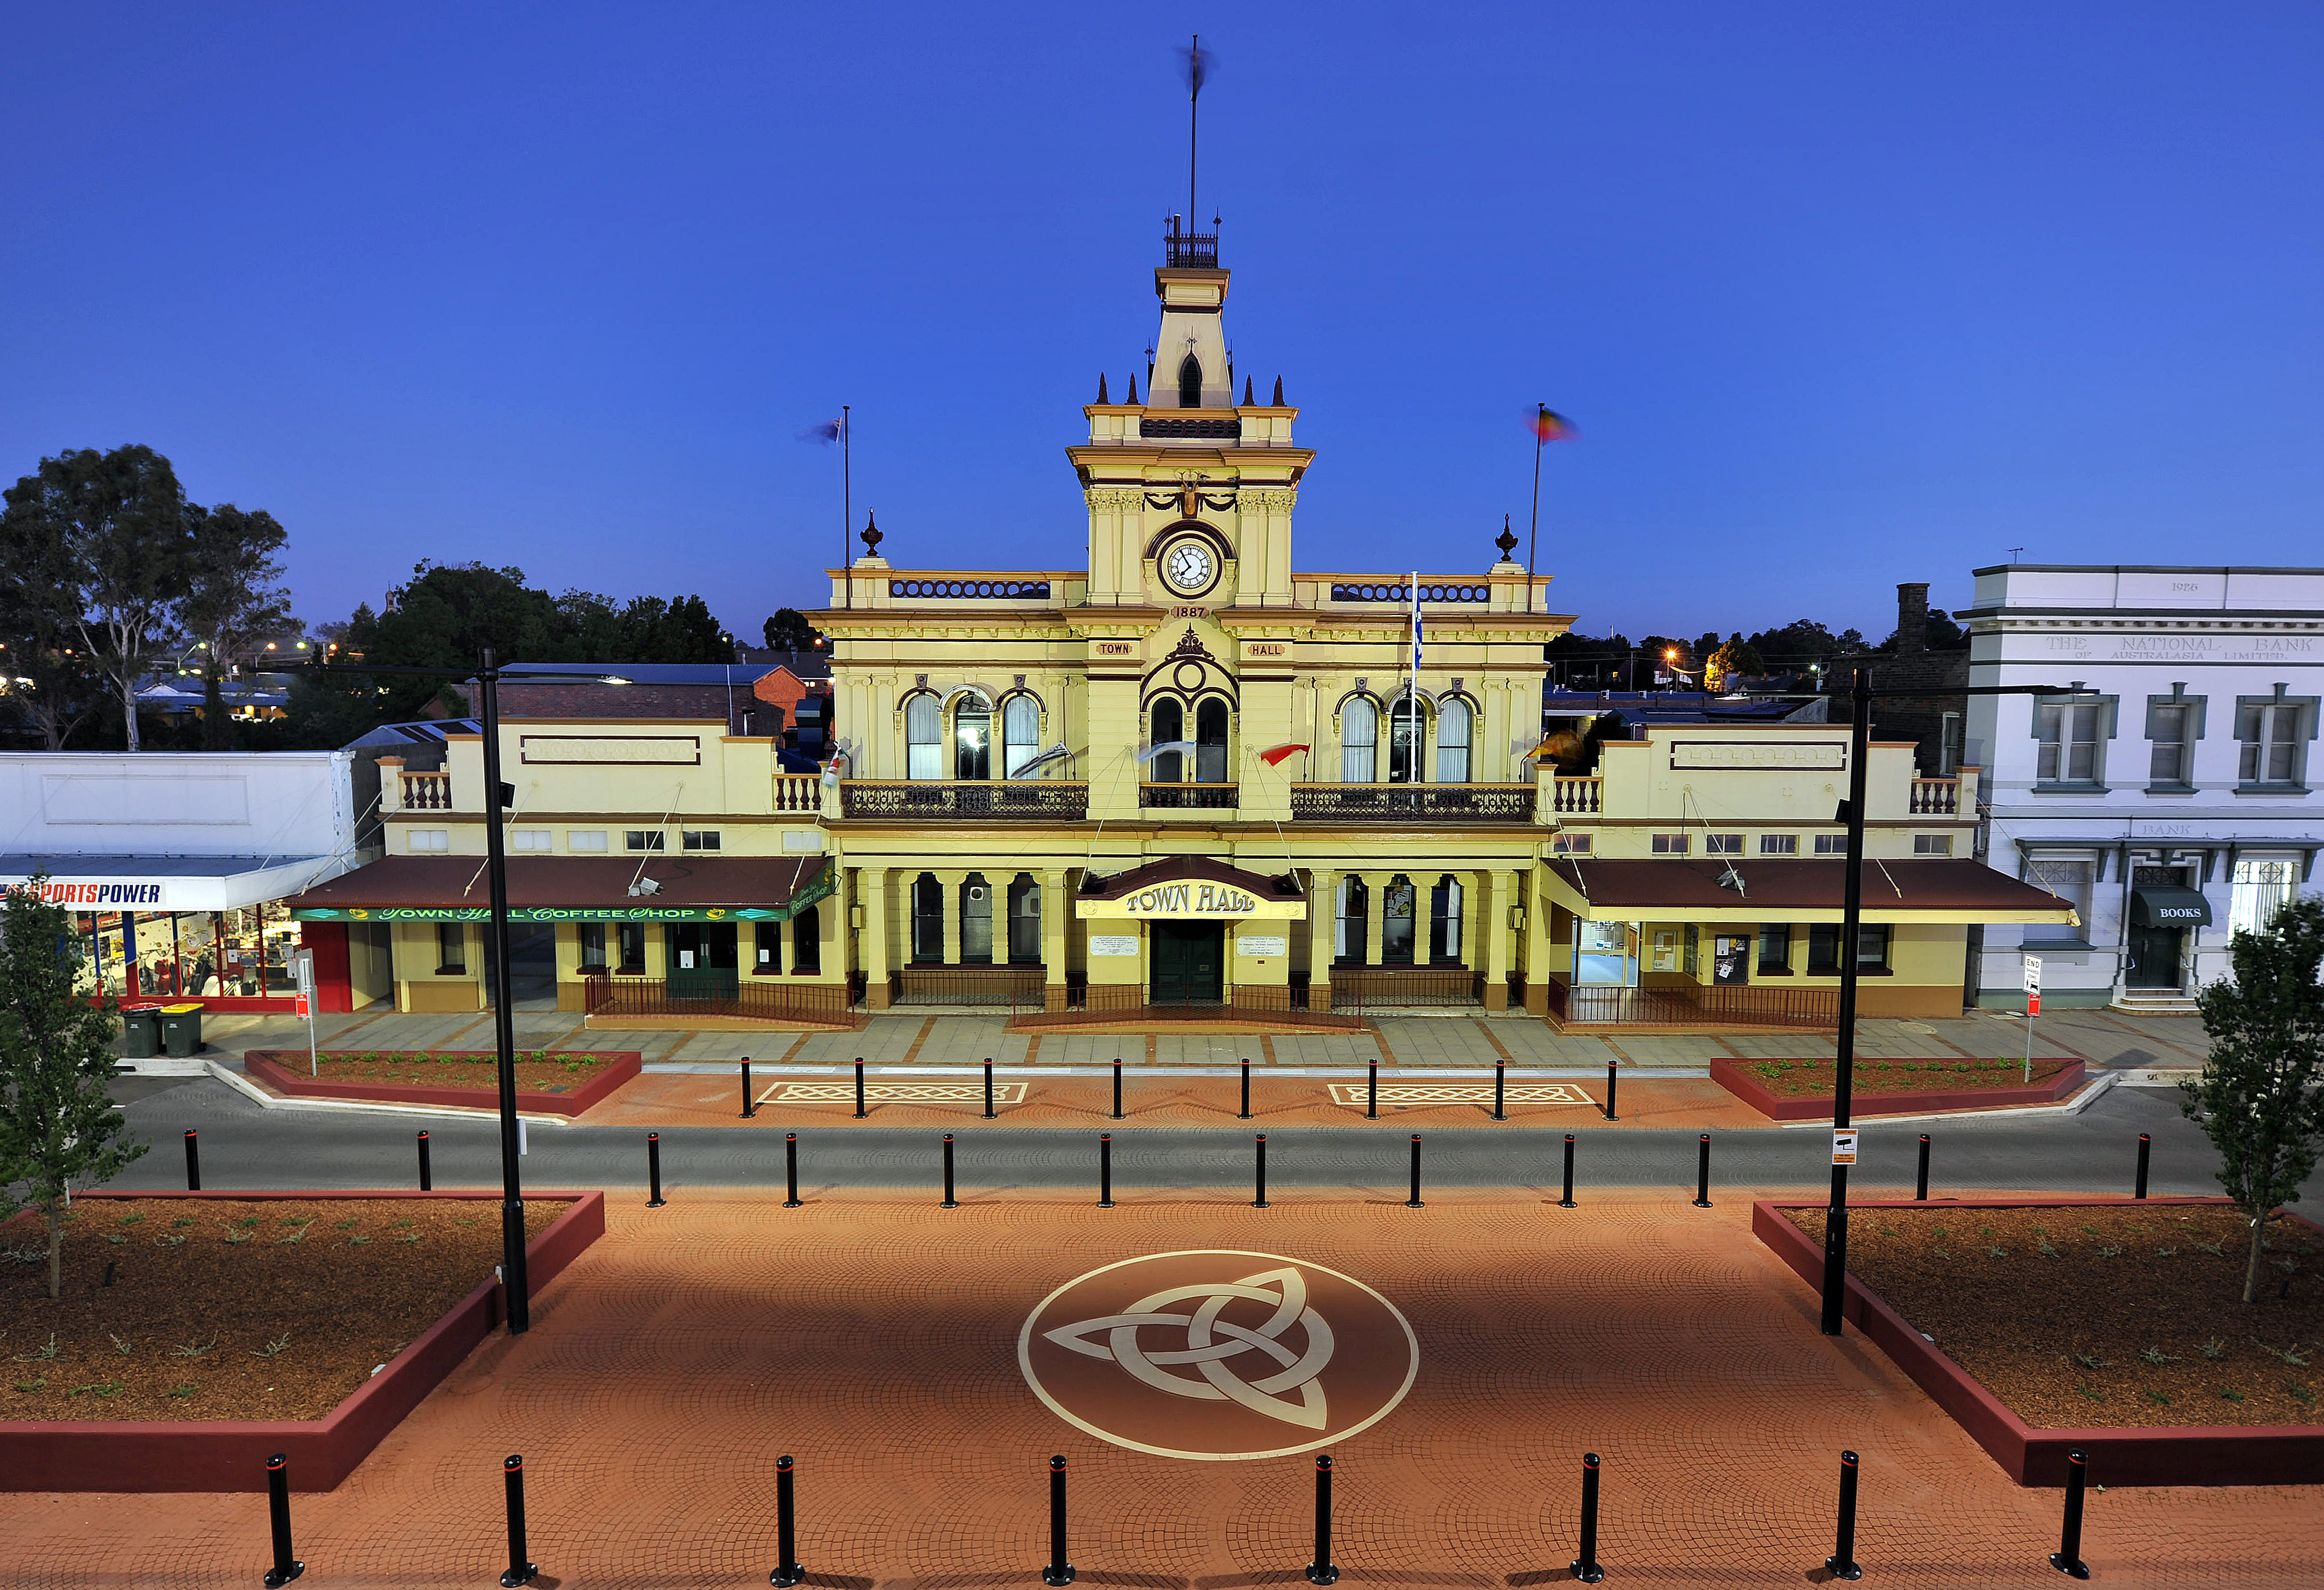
853,1056,867,1119
500,1453,536,1587
1916,1133,1931,1201
1827,1449,1862,1581
941,1133,958,1208
1365,1057,1378,1120
262,1451,303,1586
741,1055,756,1118
1111,1057,1123,1121
770,1453,803,1588
1603,1060,1619,1122
1098,1133,1114,1208
783,1133,801,1209
1042,1454,1076,1586
2135,1133,2150,1200
984,1057,996,1120
1406,1134,1424,1209
1493,1057,1507,1121
1569,1452,1605,1584
1693,1133,1713,1208
1239,1057,1252,1120
1559,1132,1577,1209
2049,1447,2091,1579
1254,1133,1270,1209
646,1132,665,1208
183,1129,201,1192
417,1130,432,1192
1305,1453,1339,1585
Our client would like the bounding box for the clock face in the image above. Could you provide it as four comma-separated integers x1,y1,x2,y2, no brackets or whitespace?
1164,540,1215,594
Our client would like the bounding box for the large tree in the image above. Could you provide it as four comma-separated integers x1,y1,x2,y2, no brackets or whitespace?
0,504,108,750
179,503,296,750
0,879,146,1300
2181,893,2324,1303
0,446,192,750
762,608,825,653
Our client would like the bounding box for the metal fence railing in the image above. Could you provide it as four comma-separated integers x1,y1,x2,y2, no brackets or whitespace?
582,975,855,1025
1544,978,1839,1029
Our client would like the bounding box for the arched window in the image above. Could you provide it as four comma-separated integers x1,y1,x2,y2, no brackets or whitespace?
911,873,943,963
1151,698,1185,783
1435,698,1472,783
1195,698,1229,783
905,694,941,780
961,872,993,962
1007,873,1041,964
791,905,821,974
1389,698,1424,783
1178,353,1203,409
1429,876,1464,964
1003,695,1041,778
1334,877,1370,966
1383,873,1417,965
1341,698,1377,783
954,699,991,780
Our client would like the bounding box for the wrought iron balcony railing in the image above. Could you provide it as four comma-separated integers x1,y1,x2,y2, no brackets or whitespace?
839,780,1088,821
1289,783,1536,823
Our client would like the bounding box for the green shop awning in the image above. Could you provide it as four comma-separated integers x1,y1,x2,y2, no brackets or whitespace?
283,854,833,925
2130,884,2211,928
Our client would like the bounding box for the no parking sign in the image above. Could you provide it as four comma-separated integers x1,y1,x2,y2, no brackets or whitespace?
2023,955,2042,1016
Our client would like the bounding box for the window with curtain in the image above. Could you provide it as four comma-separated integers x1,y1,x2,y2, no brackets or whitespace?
1334,877,1369,966
1428,876,1464,963
1388,698,1423,782
905,694,941,780
1195,698,1229,783
954,699,991,780
911,873,944,963
1008,873,1042,963
1003,696,1041,777
2230,857,2299,935
1151,698,1185,783
961,873,993,961
1434,698,1471,783
1178,353,1203,407
1341,698,1377,783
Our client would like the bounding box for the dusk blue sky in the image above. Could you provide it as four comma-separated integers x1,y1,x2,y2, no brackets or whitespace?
5,3,2320,646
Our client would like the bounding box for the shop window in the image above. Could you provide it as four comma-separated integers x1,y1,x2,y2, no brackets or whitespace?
905,693,942,780
961,873,993,961
911,873,944,963
1574,920,1635,986
2024,858,2095,944
1195,698,1229,783
1334,877,1369,966
755,921,784,974
1428,876,1464,964
1382,874,1417,965
626,830,665,852
2230,857,2298,936
578,923,607,973
1650,834,1690,855
1004,696,1041,777
2237,695,2314,789
1150,698,1185,783
2036,698,2112,787
1341,698,1377,783
408,829,449,852
954,700,993,780
1388,699,1424,783
1807,924,1890,973
682,830,721,852
1756,924,1791,974
510,829,551,852
1811,834,1845,855
436,923,467,974
569,830,608,852
1914,833,1953,856
1705,834,1743,855
1435,699,1471,783
792,906,821,973
1008,873,1042,963
617,923,647,973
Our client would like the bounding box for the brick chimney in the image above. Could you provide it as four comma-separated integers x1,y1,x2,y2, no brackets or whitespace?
1895,581,1930,653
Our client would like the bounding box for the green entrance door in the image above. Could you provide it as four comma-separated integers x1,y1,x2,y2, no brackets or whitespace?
667,923,740,1000
1150,921,1225,1006
2125,923,2182,989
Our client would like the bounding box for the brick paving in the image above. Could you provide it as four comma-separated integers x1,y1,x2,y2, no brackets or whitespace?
8,1191,2314,1588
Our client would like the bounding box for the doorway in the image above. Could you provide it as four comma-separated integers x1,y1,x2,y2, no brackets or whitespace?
1150,921,1225,1006
2125,923,2183,989
667,922,740,1000
481,923,560,1012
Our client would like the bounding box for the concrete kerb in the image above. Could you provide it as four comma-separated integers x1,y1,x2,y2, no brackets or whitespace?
1771,1070,2123,1129
203,1059,574,1126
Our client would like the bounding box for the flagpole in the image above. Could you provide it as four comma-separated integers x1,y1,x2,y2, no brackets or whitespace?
1528,403,1546,615
842,403,853,610
1408,569,1420,784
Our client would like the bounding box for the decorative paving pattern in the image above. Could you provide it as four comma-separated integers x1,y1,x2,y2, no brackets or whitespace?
1326,1082,1596,1107
761,1081,1029,1104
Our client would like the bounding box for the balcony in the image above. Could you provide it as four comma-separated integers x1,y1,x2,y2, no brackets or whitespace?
1909,778,1961,815
1140,782,1239,810
398,771,452,811
772,774,824,814
1289,783,1536,823
1548,776,1602,815
839,780,1089,821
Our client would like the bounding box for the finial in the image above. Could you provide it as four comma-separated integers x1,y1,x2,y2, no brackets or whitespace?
1242,375,1254,405
1097,373,1110,404
859,511,883,556
1127,373,1140,404
1271,375,1284,405
1495,514,1520,561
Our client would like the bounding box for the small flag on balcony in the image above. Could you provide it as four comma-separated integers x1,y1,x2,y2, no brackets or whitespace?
1136,740,1197,764
1530,409,1576,442
800,414,846,444
1257,743,1309,767
1009,744,1071,779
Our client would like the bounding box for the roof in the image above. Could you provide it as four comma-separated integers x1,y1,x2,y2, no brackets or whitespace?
495,662,813,686
732,646,833,680
341,719,484,751
1540,857,2078,926
281,854,832,921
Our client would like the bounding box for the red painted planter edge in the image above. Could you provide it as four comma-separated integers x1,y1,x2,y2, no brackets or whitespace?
0,1190,605,1493
1752,1195,2324,1486
1712,1057,2085,1121
240,1051,641,1119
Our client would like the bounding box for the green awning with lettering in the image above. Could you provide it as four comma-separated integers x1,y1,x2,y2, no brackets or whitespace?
2130,884,2211,929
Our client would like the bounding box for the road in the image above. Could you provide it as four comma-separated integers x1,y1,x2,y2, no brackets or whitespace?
100,1075,2309,1202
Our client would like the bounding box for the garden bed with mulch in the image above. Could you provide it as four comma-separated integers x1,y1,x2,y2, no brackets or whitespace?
1757,1196,2323,1484
243,1048,640,1116
1712,1056,2083,1119
0,1190,605,1491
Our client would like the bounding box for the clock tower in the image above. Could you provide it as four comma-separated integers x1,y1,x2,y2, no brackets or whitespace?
1070,219,1313,610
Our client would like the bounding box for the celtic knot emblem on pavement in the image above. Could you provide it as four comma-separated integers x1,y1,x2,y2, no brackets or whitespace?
1041,1266,1336,1428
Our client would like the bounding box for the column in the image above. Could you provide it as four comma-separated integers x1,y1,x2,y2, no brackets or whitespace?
1041,867,1070,1011
1482,870,1514,1011
1307,866,1336,1010
1522,868,1555,1016
1362,872,1387,970
937,870,966,966
860,869,892,1008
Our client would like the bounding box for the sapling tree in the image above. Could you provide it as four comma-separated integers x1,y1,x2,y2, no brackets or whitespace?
0,878,145,1298
2181,893,2324,1303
